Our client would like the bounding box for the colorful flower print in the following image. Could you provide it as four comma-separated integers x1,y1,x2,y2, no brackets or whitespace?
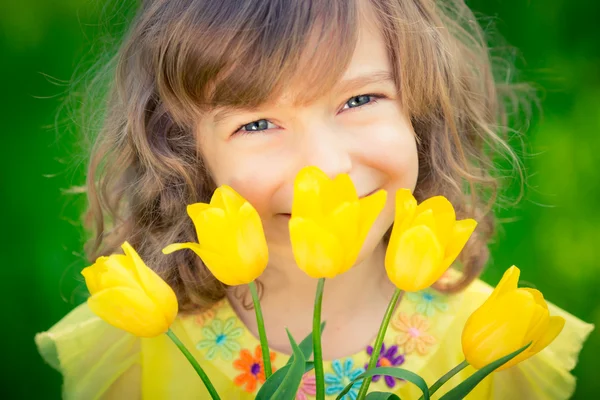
296,372,317,400
233,345,277,393
406,289,448,317
324,358,365,400
364,343,405,388
392,313,436,355
196,317,243,360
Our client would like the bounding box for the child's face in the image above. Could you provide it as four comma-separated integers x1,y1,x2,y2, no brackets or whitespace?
196,5,418,263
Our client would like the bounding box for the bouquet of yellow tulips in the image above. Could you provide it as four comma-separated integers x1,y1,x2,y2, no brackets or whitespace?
81,166,565,400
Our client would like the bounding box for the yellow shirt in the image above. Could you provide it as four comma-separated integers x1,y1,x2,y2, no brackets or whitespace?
35,277,593,400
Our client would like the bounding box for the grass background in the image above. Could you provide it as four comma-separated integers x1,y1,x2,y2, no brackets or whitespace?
1,0,598,398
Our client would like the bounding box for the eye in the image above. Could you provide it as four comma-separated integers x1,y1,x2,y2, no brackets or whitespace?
341,94,384,111
231,93,385,136
234,119,279,135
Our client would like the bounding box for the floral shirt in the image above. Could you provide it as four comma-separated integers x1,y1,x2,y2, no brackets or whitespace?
36,274,594,400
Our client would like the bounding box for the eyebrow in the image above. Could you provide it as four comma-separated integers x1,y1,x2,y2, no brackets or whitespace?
212,70,395,125
333,70,395,97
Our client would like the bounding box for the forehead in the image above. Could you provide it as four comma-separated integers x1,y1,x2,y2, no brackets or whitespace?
207,1,393,117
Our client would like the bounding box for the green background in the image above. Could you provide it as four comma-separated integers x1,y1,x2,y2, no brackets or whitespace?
1,0,598,398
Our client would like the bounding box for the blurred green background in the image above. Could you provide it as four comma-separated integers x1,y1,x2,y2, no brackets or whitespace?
1,0,598,398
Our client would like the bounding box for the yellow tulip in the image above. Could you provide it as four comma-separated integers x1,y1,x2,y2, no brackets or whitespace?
162,185,268,286
289,166,387,278
462,265,565,370
385,189,477,292
81,241,178,338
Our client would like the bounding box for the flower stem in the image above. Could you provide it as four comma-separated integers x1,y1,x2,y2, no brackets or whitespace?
314,278,326,400
421,359,470,399
248,280,272,378
166,329,221,400
356,288,402,400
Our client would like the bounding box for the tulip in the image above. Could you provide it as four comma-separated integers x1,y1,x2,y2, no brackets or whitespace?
289,166,387,278
385,189,477,292
461,265,565,370
162,185,268,286
81,241,178,337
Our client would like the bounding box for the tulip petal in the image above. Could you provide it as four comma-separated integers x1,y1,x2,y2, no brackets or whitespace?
324,173,357,214
196,248,248,286
82,254,143,295
164,242,243,285
415,196,455,245
529,316,565,355
392,189,417,236
412,209,436,232
484,265,521,307
289,217,344,278
162,242,203,255
186,202,211,220
87,287,170,337
292,166,329,220
462,290,536,369
522,288,548,309
211,185,246,214
328,201,360,268
385,225,444,292
235,202,269,279
521,289,550,341
440,218,477,270
193,208,234,253
121,242,178,326
81,257,107,295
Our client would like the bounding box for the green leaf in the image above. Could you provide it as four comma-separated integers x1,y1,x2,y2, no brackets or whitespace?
365,392,402,400
255,324,322,400
439,342,532,400
285,321,326,367
335,367,429,400
255,362,315,400
304,361,315,372
269,329,307,400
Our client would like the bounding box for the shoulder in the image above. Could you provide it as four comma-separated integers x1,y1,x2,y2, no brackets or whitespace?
35,302,141,399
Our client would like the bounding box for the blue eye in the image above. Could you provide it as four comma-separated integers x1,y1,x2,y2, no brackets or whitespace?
235,119,278,135
232,93,384,136
345,94,373,109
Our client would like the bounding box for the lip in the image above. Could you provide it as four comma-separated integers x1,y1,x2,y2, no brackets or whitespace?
278,188,380,219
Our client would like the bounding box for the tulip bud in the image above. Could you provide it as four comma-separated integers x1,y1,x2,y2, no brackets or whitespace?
163,185,268,286
385,189,477,292
82,241,178,337
462,266,565,370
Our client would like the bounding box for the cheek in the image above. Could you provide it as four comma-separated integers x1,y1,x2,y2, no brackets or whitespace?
359,121,419,192
354,119,419,250
211,152,289,218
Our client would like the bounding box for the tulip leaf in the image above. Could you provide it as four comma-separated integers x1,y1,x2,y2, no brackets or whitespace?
438,342,532,400
255,361,315,400
285,321,326,367
335,367,429,400
267,329,306,400
365,393,402,400
255,324,323,399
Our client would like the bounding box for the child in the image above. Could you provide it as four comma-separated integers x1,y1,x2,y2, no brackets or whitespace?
36,0,593,399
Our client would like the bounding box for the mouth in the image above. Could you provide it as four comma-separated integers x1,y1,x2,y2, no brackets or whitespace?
278,189,380,219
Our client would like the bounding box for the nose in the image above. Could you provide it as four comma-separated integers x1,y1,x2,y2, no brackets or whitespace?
300,126,352,179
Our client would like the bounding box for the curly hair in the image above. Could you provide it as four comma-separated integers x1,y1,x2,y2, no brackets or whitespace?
72,0,531,313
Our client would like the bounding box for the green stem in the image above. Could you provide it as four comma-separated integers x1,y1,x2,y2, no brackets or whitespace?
314,278,326,400
356,288,402,400
166,329,221,400
248,280,272,378
421,359,470,399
